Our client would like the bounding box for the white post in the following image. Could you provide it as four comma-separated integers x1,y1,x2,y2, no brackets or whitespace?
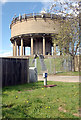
44,78,47,86
43,73,47,86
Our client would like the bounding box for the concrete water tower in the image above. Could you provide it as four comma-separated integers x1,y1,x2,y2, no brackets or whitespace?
10,13,62,56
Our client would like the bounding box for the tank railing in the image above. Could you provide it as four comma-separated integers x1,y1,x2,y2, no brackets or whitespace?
11,13,63,26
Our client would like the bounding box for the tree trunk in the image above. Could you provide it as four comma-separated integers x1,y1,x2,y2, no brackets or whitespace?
60,51,62,56
72,56,75,72
71,60,72,71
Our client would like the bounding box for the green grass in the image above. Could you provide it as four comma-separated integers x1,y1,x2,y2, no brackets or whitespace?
55,71,79,76
30,57,64,74
2,81,79,119
29,57,79,75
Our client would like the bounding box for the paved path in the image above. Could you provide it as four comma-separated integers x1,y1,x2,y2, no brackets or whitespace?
38,75,80,83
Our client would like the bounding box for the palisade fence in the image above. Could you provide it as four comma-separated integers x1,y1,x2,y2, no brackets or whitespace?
29,55,75,75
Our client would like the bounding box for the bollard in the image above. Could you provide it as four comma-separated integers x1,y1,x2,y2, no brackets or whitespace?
44,77,47,86
43,73,47,86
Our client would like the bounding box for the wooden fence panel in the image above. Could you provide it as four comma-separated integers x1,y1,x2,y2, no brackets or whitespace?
0,57,29,87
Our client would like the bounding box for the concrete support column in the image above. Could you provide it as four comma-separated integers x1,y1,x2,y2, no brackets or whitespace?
43,36,45,56
13,42,15,56
31,37,33,55
54,43,56,55
14,40,17,56
21,38,23,56
24,46,25,56
18,46,20,56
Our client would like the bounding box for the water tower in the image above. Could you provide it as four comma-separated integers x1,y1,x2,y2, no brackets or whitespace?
10,13,62,56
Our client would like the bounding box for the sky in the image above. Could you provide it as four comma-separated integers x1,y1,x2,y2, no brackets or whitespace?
1,2,48,56
0,0,79,56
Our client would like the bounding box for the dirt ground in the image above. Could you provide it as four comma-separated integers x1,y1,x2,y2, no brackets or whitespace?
38,75,80,82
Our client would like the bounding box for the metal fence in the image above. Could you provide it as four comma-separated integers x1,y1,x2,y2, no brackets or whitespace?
29,55,73,75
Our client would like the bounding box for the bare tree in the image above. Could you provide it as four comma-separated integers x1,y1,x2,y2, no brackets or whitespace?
46,1,79,71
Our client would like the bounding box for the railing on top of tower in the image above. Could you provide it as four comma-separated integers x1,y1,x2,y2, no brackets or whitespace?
10,13,66,29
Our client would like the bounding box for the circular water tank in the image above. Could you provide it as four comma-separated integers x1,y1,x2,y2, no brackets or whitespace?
10,13,62,38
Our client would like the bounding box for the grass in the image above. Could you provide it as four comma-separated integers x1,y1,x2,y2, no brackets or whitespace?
2,81,79,119
29,57,64,74
29,57,79,75
55,71,79,76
